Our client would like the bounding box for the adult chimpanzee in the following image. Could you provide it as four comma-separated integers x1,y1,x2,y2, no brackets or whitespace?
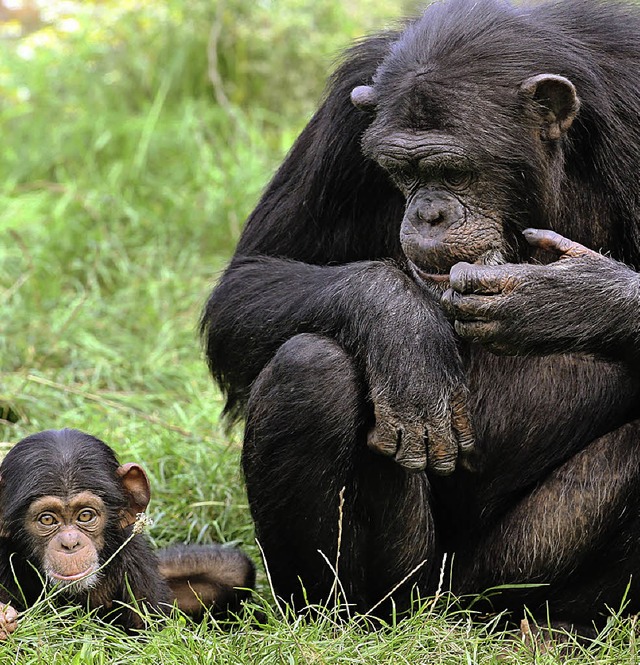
0,429,254,637
201,0,640,626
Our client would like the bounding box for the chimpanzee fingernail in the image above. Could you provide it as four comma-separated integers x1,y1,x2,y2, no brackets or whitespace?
449,262,472,292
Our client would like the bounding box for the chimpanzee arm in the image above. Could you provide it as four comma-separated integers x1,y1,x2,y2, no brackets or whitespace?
202,31,474,472
202,33,405,416
443,229,640,362
203,257,473,474
157,543,255,619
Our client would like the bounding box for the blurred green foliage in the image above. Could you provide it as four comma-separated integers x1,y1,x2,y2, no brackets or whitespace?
215,0,419,118
0,0,415,263
1,0,417,120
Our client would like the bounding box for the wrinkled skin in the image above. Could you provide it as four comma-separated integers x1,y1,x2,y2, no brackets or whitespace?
362,129,512,279
443,229,640,356
360,69,639,364
355,71,592,464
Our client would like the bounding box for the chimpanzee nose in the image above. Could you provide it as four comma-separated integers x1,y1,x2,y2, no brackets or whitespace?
59,530,81,552
405,193,450,228
415,206,446,226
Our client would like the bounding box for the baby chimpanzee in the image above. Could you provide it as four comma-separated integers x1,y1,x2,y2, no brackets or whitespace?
0,428,254,636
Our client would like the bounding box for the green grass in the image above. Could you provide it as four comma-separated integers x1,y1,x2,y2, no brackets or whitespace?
1,1,640,662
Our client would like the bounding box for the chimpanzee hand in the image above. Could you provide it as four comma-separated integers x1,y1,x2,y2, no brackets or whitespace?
367,381,474,475
0,603,17,640
362,281,475,475
442,228,640,356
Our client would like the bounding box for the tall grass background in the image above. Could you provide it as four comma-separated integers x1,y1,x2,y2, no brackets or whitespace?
0,1,638,662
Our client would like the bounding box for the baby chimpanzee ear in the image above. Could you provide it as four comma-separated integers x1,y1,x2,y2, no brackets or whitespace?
116,464,151,528
519,73,580,140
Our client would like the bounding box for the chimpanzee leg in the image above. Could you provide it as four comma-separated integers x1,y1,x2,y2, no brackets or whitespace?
243,333,437,613
456,420,640,624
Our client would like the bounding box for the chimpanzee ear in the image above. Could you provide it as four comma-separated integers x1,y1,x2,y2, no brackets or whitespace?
116,463,151,528
351,85,378,111
519,74,580,140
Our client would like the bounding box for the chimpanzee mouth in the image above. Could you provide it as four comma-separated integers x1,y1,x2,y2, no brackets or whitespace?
408,249,507,288
51,569,93,581
409,263,450,283
407,262,452,296
48,566,100,589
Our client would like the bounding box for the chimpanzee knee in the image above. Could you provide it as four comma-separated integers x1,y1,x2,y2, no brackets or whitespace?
244,333,435,612
246,332,367,448
243,334,368,607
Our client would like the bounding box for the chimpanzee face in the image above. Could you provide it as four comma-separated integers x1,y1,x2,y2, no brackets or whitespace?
0,430,151,600
362,127,507,280
25,492,106,591
353,65,580,289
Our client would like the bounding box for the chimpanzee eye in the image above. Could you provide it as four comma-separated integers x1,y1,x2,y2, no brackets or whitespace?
441,169,474,191
38,513,58,527
389,169,416,192
77,509,97,524
378,158,416,192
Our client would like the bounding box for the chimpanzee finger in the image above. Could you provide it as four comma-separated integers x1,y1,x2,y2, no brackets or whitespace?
0,604,17,639
367,420,400,457
442,289,500,321
425,424,457,476
454,319,501,342
367,399,404,457
451,389,474,454
3,606,17,625
395,423,428,471
449,262,520,295
523,228,599,259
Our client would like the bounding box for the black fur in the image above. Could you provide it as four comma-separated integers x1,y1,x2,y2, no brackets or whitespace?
201,0,640,625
